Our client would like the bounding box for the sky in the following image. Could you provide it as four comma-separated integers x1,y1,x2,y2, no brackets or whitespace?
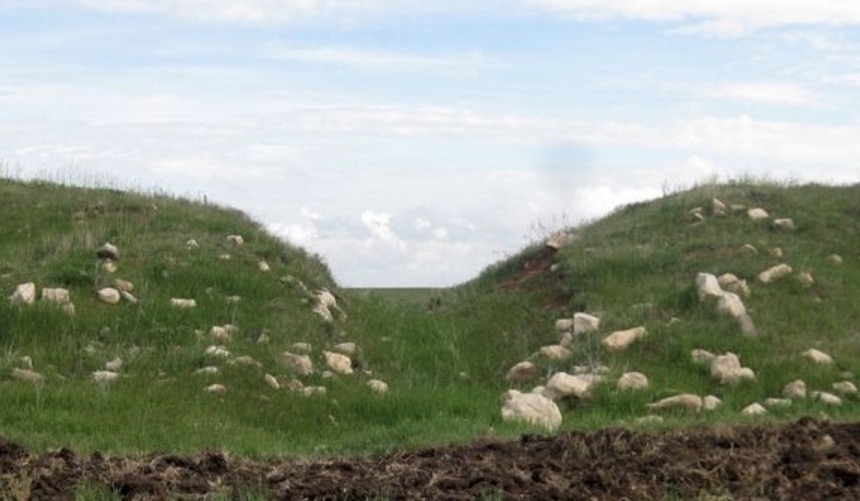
2,1,859,287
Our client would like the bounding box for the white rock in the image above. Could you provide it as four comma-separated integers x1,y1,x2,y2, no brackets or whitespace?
300,386,327,397
712,198,727,215
742,403,767,416
230,355,262,368
747,208,769,220
170,298,197,308
290,342,312,354
573,313,601,335
828,254,844,266
764,398,792,407
98,288,121,304
19,356,33,370
367,379,389,394
11,368,44,384
617,372,649,391
41,287,70,304
186,238,199,249
258,261,271,272
312,302,333,322
812,391,842,406
769,247,784,259
226,234,244,246
703,395,722,411
797,272,815,288
773,218,795,231
558,332,574,348
194,366,220,376
280,352,314,376
832,381,858,395
91,370,120,383
710,353,755,385
696,273,723,301
112,279,134,293
225,295,242,303
323,351,354,375
554,318,574,333
105,357,123,372
120,291,138,304
264,374,280,389
210,326,231,342
646,394,702,412
716,292,746,318
802,349,833,364
783,380,807,399
691,349,716,365
635,415,664,425
205,345,231,358
543,372,593,400
96,242,119,260
539,345,570,360
602,326,646,353
545,230,576,250
739,244,758,256
333,342,357,356
219,254,231,260
506,361,540,383
102,260,118,273
501,390,562,431
256,333,269,344
758,264,793,284
203,384,227,394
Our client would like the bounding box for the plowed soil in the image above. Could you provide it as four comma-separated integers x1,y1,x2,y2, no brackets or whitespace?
3,417,860,500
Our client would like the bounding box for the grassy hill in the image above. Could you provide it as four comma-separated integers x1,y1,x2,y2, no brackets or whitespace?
1,176,860,464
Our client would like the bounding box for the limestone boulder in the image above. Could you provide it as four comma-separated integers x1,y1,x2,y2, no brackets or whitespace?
773,218,795,231
367,379,390,394
747,208,769,221
742,403,767,416
710,353,755,385
812,391,842,406
543,372,593,400
501,390,562,431
703,395,722,411
646,394,702,413
12,368,44,384
758,264,792,284
783,380,807,400
42,287,70,304
9,282,36,305
802,349,833,365
170,298,197,308
691,349,716,365
602,326,646,353
539,345,570,360
323,351,354,375
506,361,540,383
716,292,746,318
696,273,723,301
573,313,601,335
617,372,649,391
98,288,121,304
264,374,280,389
279,352,313,376
91,370,120,383
833,381,858,395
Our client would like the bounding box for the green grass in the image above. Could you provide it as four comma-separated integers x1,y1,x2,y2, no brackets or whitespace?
1,174,859,463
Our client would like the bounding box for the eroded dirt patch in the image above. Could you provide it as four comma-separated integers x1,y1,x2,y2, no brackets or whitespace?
3,417,860,500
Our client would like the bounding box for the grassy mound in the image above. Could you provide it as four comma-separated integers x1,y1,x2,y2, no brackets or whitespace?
1,177,859,461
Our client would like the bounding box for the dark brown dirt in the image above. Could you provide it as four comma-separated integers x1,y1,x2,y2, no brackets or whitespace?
3,417,860,500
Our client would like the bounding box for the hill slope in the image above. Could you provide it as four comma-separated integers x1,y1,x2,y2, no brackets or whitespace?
1,177,860,466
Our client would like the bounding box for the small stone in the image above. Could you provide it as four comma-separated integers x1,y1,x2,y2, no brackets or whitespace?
186,239,199,249
602,326,646,352
636,415,664,425
758,263,792,284
98,288,121,304
703,395,722,411
96,242,119,261
539,344,570,360
716,292,746,318
617,372,649,391
367,379,389,394
102,261,118,273
712,198,727,216
219,254,231,260
742,403,767,416
773,218,795,231
290,342,312,354
259,261,271,272
12,368,44,384
113,279,134,292
696,273,723,301
646,394,702,412
226,235,244,246
9,283,37,305
120,291,138,304
194,366,220,376
105,357,123,372
506,361,540,383
784,380,807,399
828,254,844,266
205,345,231,358
832,381,858,395
812,391,842,406
333,342,358,356
256,333,269,344
803,349,833,364
300,386,327,397
797,272,815,288
691,349,716,365
554,318,574,333
264,374,280,389
203,384,227,394
573,313,601,335
226,295,242,303
280,352,313,376
739,244,758,256
170,298,197,308
543,372,594,400
230,355,262,368
747,208,769,220
501,390,562,431
769,247,784,259
764,398,792,407
91,370,120,383
210,326,231,342
41,287,70,304
323,351,354,375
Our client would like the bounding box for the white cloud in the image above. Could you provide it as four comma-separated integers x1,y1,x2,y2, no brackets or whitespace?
526,0,860,34
705,82,817,106
361,210,406,249
264,46,492,74
413,217,432,230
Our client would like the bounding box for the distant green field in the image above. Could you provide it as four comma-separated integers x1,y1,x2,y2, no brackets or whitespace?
346,287,448,307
